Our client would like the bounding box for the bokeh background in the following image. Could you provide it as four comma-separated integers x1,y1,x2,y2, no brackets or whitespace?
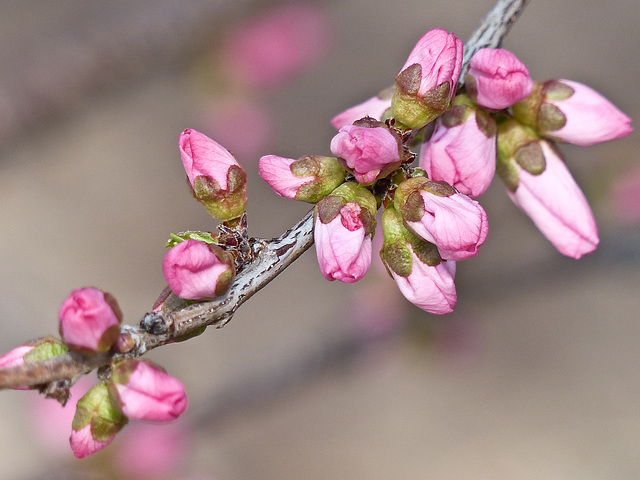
0,0,639,478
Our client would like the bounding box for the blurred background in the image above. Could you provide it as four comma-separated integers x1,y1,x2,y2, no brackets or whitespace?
0,0,639,478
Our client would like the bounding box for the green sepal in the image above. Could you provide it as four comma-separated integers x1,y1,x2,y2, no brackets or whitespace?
72,383,128,442
166,231,218,248
379,206,441,278
23,337,68,363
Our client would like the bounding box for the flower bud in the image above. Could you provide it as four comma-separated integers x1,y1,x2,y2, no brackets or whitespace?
496,119,598,258
162,239,235,301
466,48,533,110
330,118,403,185
380,206,456,314
392,28,463,129
314,182,377,283
70,382,128,458
109,359,188,422
0,337,68,389
179,128,248,221
512,79,632,146
259,154,346,202
419,94,497,197
59,288,123,354
394,177,489,261
330,87,394,129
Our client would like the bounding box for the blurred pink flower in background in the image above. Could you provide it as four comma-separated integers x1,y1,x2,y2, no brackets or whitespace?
114,422,189,479
201,98,274,161
220,3,333,89
609,163,640,225
348,283,407,341
29,376,94,457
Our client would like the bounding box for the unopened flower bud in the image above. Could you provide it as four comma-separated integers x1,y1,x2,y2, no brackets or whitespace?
330,118,403,185
259,154,346,202
162,239,235,301
420,94,497,197
179,128,248,221
0,337,68,389
331,87,394,129
394,176,488,261
380,206,456,314
392,28,463,129
512,79,632,146
314,182,377,283
109,359,188,422
59,288,122,354
466,48,533,110
496,119,598,258
70,382,128,458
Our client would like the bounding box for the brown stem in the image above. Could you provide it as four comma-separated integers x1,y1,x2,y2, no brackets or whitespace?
0,0,530,391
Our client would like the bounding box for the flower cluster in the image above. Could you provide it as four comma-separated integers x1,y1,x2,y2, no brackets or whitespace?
260,28,631,313
0,287,188,458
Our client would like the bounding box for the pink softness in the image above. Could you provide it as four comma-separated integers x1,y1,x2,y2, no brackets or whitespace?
114,361,188,423
542,79,632,146
162,239,232,301
391,248,457,315
330,125,400,185
0,345,34,390
507,140,598,259
202,98,274,160
420,111,496,198
70,423,114,459
0,345,33,369
406,190,489,261
58,287,121,353
221,3,332,88
178,128,240,190
314,203,372,283
398,28,463,100
115,422,188,478
468,48,533,110
258,155,310,199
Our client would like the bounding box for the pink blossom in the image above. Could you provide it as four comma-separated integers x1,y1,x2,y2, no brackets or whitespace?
178,128,247,221
390,247,457,315
396,179,489,261
70,382,127,459
162,239,235,301
70,423,114,459
331,93,393,129
538,79,632,146
179,128,241,191
220,3,332,88
111,360,188,422
330,124,401,185
392,29,463,129
314,202,373,283
59,288,122,353
507,140,598,258
0,345,33,390
397,29,463,100
259,154,345,202
259,155,309,199
420,105,496,197
0,345,33,369
467,48,533,110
